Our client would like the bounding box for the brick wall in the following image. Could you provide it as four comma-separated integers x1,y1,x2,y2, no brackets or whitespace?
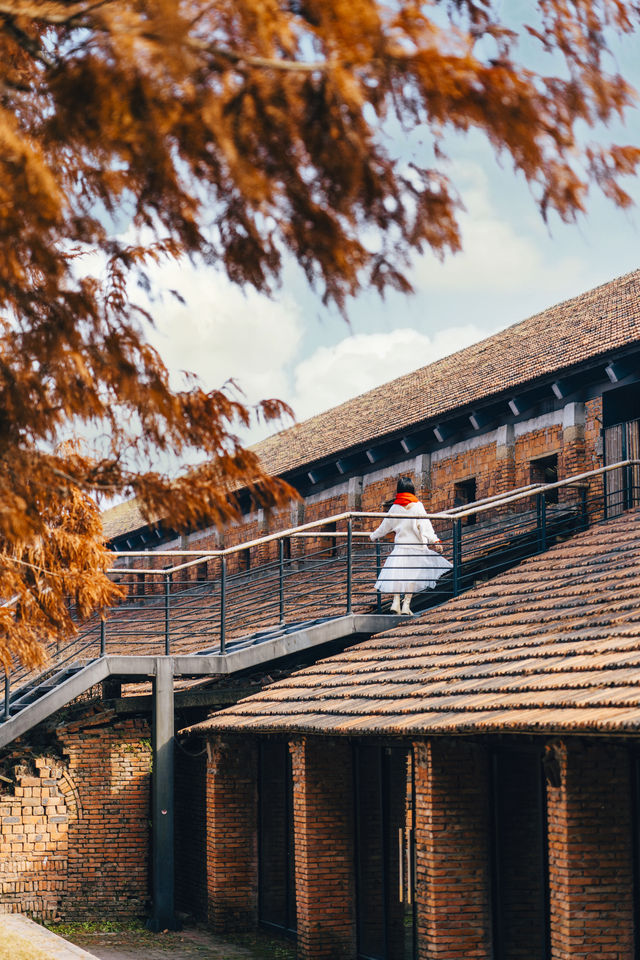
413,738,492,960
290,736,355,960
0,756,69,918
60,714,151,919
0,713,151,921
205,736,258,932
547,739,634,960
514,426,563,488
431,441,499,511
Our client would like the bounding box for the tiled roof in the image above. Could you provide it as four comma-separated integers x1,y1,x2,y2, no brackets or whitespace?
252,268,640,476
102,498,151,541
103,268,640,540
191,506,640,737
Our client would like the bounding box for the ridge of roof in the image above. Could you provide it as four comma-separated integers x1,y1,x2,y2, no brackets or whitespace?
190,506,640,737
102,268,640,541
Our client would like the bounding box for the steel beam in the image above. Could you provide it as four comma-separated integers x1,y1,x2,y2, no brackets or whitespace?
148,657,177,932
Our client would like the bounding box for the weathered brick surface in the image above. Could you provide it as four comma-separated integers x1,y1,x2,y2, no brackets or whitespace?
0,757,69,919
0,716,150,920
290,736,355,960
61,716,151,919
205,737,258,932
547,739,634,960
413,739,491,960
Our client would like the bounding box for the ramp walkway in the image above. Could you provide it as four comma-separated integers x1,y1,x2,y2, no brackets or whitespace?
1,459,637,749
0,459,637,931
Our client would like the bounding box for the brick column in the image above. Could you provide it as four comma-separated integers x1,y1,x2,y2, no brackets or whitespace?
547,739,634,960
290,736,355,960
495,425,516,496
414,453,432,505
413,739,492,960
560,402,587,477
205,736,258,932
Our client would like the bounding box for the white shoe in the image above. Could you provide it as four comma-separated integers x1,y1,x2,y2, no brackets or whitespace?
401,599,414,616
390,595,402,615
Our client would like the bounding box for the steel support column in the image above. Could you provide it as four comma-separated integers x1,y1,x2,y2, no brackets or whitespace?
148,657,177,932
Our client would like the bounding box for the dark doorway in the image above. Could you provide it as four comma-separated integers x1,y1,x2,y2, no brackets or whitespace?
258,740,296,934
530,455,558,504
491,746,549,960
603,384,640,516
454,478,477,525
354,743,415,960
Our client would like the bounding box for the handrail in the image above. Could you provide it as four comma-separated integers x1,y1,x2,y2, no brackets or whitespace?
3,456,638,730
107,460,638,575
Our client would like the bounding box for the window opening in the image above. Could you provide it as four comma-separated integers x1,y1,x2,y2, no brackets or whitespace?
325,521,338,558
530,455,558,504
135,572,145,600
282,537,291,561
454,478,477,525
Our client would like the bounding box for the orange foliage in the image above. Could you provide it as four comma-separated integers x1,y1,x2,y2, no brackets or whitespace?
0,0,638,667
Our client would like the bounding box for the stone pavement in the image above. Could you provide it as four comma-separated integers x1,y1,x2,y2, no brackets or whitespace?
0,915,97,960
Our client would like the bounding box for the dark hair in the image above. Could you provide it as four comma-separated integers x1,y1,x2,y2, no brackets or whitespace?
396,476,415,495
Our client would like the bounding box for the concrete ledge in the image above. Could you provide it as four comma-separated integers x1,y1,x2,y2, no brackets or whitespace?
0,914,98,959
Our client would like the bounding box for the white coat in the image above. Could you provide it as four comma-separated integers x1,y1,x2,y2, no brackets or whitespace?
369,500,451,595
369,501,440,546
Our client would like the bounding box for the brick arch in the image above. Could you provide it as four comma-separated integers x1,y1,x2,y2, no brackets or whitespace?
57,766,82,824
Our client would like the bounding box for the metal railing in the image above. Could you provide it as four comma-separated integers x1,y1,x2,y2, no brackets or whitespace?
2,459,639,720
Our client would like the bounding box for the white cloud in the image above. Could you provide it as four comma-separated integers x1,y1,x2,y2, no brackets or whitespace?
140,260,303,409
412,161,589,299
288,325,486,423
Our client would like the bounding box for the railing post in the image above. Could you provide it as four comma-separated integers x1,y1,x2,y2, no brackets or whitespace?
626,462,634,510
4,671,9,721
346,519,353,614
536,492,547,553
375,542,382,614
164,574,171,656
220,556,227,654
278,539,285,625
452,519,461,597
100,618,106,657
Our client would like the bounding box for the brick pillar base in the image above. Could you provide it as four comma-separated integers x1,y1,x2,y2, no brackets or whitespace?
291,736,355,960
547,739,634,960
414,739,492,960
205,736,258,932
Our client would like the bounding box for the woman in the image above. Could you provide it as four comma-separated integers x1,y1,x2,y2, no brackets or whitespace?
369,476,452,615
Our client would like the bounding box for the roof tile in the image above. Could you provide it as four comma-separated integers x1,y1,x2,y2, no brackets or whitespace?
190,506,640,737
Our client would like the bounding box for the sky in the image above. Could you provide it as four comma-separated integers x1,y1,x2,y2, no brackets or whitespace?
132,11,640,453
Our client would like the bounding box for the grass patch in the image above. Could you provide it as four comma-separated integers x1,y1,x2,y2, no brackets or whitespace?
46,918,146,936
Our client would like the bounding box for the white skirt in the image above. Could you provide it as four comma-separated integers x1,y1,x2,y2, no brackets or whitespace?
375,544,453,594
